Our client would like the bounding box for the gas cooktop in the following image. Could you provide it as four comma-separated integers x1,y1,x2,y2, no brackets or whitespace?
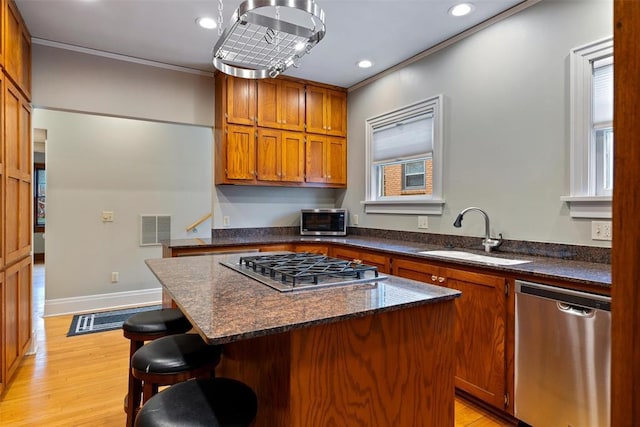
221,252,387,292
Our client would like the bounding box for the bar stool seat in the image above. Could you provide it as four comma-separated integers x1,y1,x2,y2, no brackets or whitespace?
123,308,193,427
134,378,258,427
132,333,224,406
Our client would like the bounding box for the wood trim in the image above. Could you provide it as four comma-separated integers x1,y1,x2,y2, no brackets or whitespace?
612,2,640,426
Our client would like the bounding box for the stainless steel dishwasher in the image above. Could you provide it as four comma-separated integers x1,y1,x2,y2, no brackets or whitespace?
515,280,611,427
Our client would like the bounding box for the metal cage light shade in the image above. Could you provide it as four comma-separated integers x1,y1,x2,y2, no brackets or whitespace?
213,0,326,79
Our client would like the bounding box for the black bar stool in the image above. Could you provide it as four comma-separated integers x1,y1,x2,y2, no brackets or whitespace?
134,378,258,427
131,333,224,406
123,308,193,427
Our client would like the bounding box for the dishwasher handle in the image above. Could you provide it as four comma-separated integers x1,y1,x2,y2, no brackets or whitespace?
557,302,595,318
516,279,611,312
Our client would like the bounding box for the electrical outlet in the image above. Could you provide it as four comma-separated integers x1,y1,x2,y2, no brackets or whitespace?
352,214,359,226
111,272,119,283
591,220,612,241
223,216,230,227
102,211,114,222
418,216,429,229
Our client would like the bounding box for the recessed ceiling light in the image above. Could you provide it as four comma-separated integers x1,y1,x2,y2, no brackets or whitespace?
196,17,217,30
448,3,475,17
357,59,373,69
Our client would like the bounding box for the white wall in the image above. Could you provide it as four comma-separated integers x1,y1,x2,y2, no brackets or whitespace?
34,109,213,314
32,43,214,126
343,0,613,247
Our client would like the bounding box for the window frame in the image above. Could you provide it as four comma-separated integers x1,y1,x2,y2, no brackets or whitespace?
362,95,445,215
562,36,613,219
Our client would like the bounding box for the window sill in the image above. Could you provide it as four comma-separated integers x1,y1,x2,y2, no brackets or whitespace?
361,199,445,215
560,195,612,219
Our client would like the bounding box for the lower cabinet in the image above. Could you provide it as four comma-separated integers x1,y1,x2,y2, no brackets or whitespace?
392,257,509,411
293,244,329,255
2,256,32,387
330,247,391,274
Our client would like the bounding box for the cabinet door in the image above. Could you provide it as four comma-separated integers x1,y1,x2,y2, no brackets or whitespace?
305,85,327,135
256,79,280,129
392,257,442,284
279,81,305,131
325,137,346,185
326,89,347,136
445,268,507,410
4,80,31,264
3,256,33,384
256,128,281,182
331,248,391,274
295,244,329,255
225,125,256,181
305,134,326,183
226,76,256,126
280,132,305,182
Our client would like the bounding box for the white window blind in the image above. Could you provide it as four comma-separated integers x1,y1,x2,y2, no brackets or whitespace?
372,114,433,164
593,59,613,125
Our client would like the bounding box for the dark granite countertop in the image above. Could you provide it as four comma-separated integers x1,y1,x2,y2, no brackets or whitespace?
164,234,611,290
146,253,461,345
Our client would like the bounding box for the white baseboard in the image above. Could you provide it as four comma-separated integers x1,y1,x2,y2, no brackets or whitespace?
44,288,163,317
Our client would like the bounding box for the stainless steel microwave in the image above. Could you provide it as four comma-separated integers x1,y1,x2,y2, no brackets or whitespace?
300,209,348,236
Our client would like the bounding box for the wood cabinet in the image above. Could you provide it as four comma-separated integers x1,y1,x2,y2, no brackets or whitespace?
330,247,391,273
0,0,31,396
256,129,305,183
215,73,347,188
305,134,346,186
4,78,31,265
294,244,329,255
3,0,31,100
305,85,347,136
392,257,508,411
223,124,256,182
257,79,305,131
225,76,256,126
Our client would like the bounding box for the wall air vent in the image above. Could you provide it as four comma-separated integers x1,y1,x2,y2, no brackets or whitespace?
140,215,171,246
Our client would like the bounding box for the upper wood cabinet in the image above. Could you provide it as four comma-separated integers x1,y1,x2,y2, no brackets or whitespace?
256,129,305,183
257,79,305,131
305,85,347,137
226,76,256,126
3,0,31,100
224,124,256,182
305,134,346,186
216,73,348,188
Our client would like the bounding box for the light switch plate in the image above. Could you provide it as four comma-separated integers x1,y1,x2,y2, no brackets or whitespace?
102,211,114,222
418,216,429,229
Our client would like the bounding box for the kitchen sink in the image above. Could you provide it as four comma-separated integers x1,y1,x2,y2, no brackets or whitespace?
418,250,532,266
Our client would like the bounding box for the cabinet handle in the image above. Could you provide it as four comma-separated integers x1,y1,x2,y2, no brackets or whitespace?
438,277,445,283
431,275,438,282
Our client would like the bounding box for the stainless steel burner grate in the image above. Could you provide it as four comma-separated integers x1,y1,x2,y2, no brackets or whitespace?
222,252,386,292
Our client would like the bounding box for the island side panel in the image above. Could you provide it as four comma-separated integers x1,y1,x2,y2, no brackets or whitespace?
289,301,456,427
216,332,293,427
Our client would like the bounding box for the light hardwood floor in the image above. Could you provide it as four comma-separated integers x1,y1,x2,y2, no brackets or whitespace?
0,263,514,426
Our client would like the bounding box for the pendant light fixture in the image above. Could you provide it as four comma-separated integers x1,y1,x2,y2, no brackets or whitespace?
213,0,326,79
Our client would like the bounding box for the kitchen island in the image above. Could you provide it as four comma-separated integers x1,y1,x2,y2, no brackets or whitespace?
146,252,461,427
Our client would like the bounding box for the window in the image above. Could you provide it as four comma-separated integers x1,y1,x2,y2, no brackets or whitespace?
34,163,46,232
562,37,613,218
363,95,444,214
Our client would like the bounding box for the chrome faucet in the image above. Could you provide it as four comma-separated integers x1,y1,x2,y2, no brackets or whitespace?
453,207,503,252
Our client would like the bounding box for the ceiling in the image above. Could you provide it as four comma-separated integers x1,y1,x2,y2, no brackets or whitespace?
15,0,527,88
